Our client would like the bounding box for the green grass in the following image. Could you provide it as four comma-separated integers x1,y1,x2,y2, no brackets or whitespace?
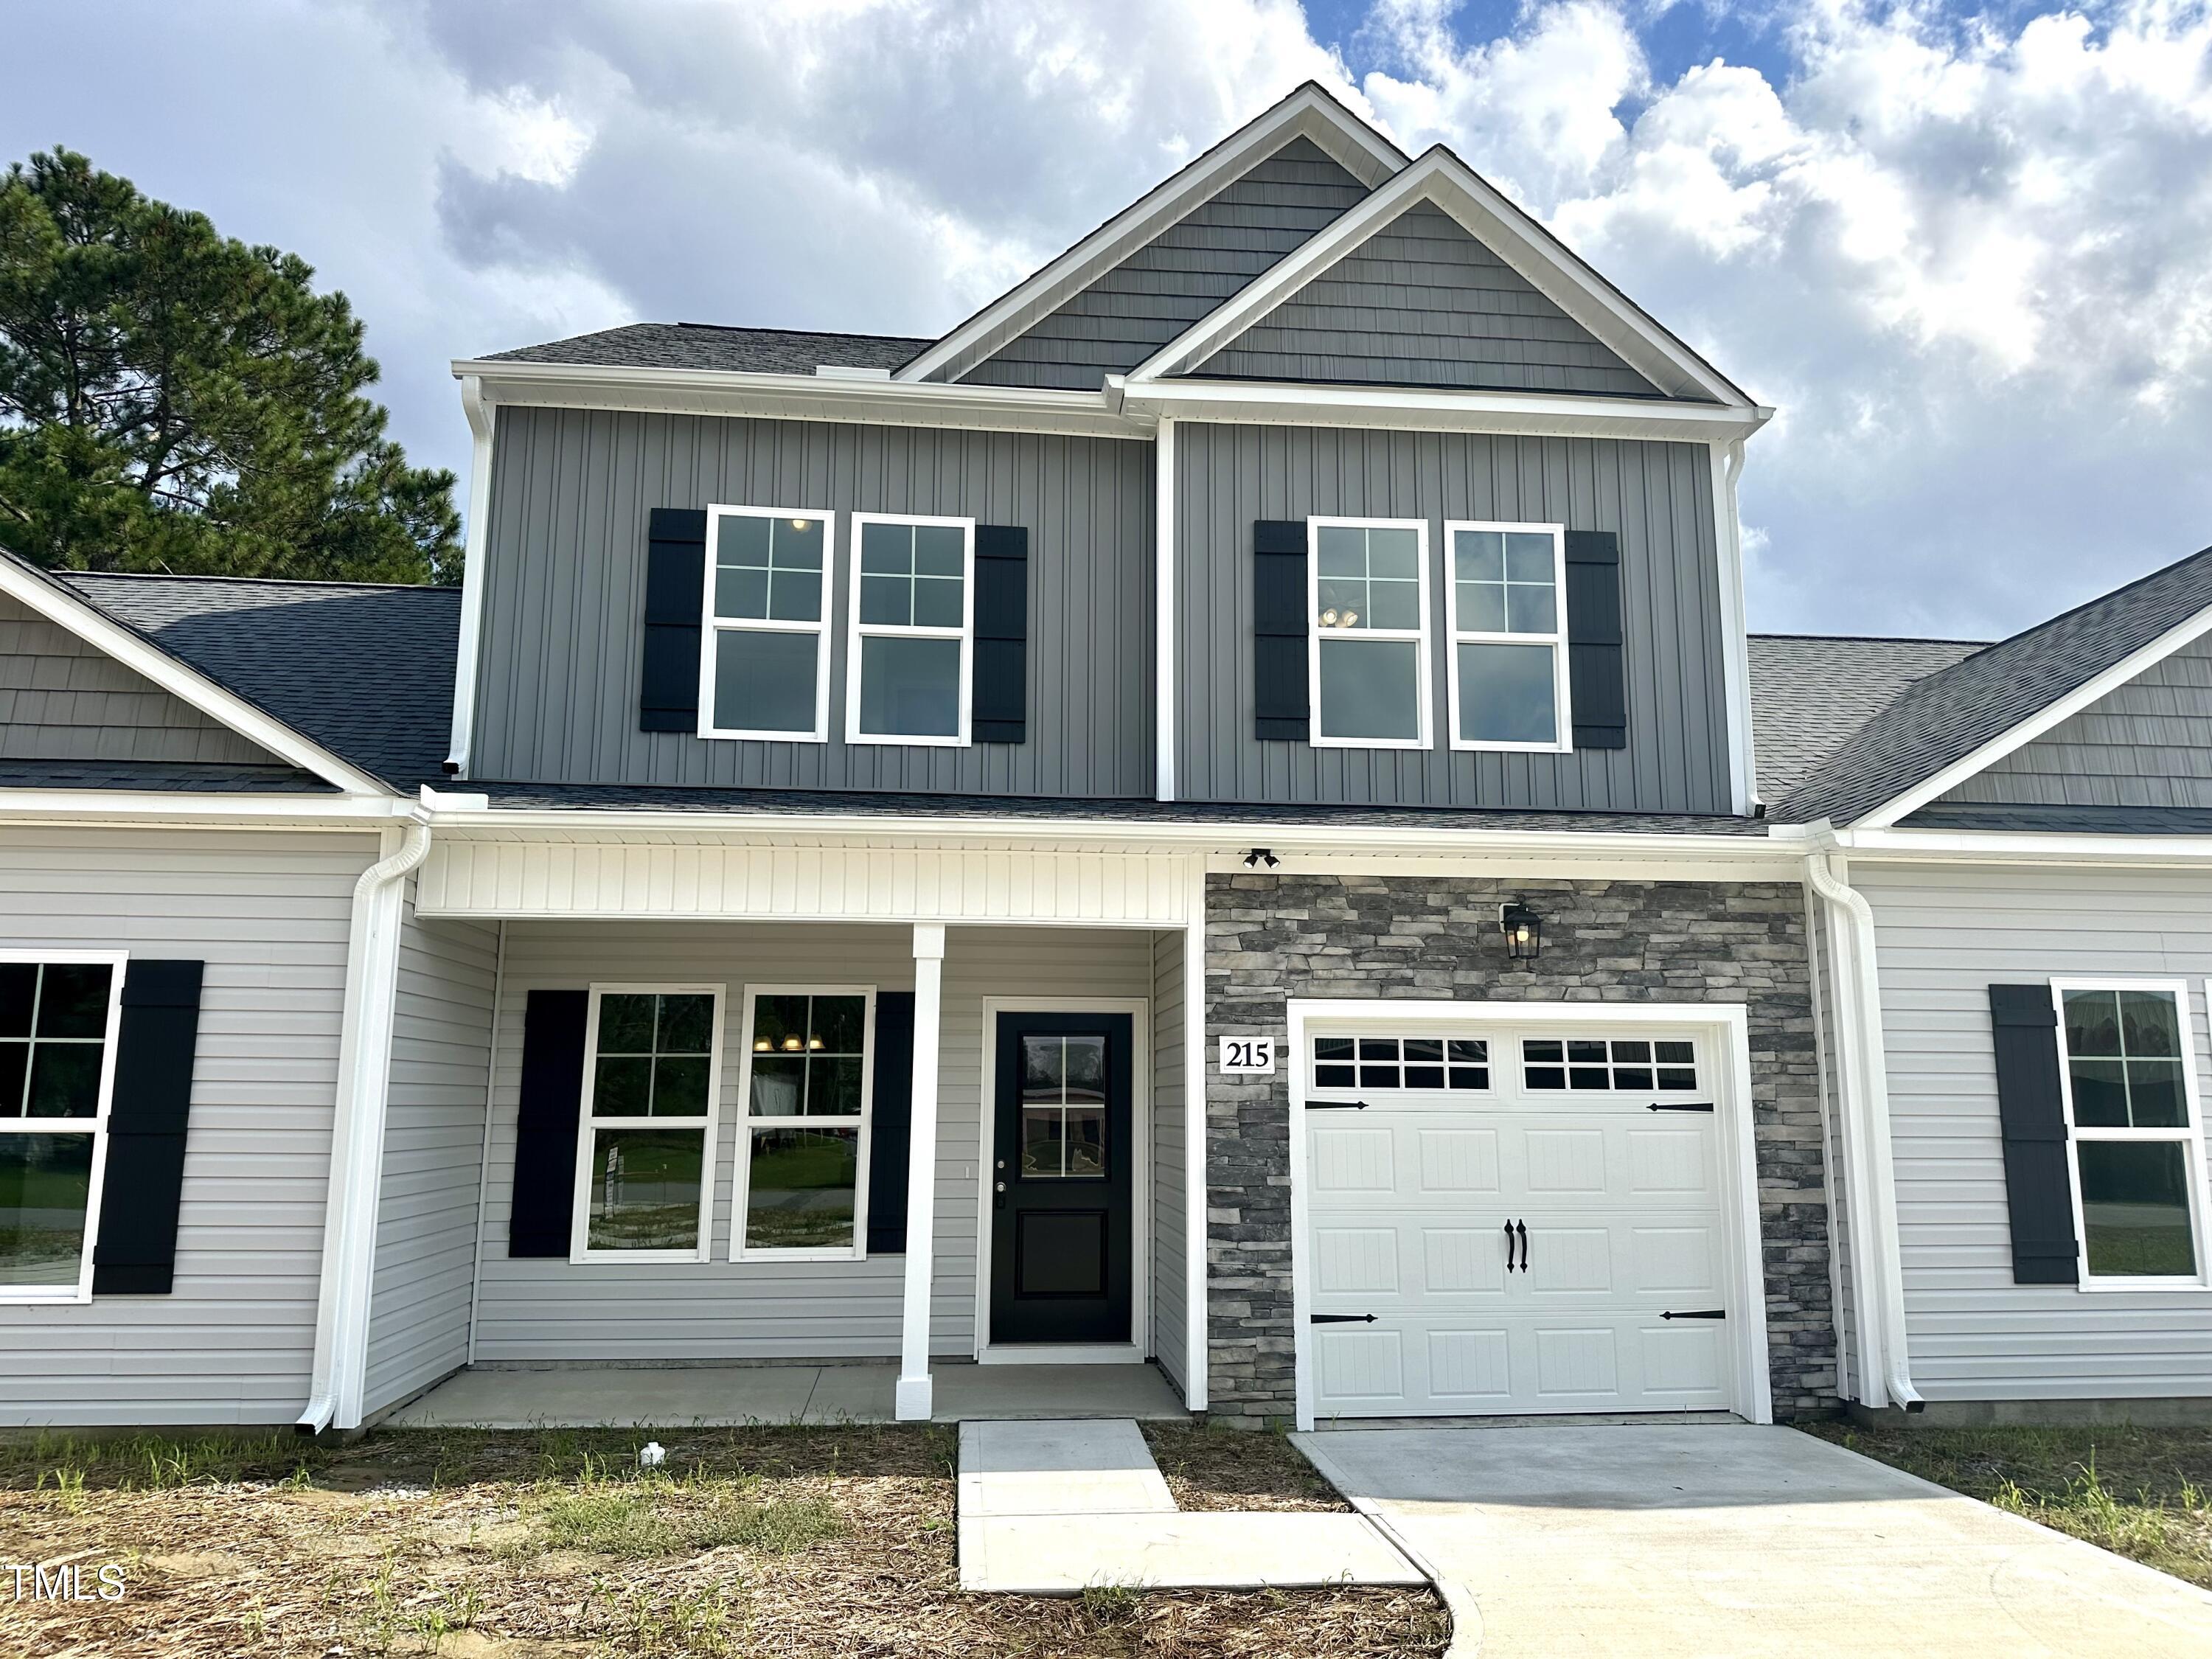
531,1453,845,1559
1805,1422,2212,1587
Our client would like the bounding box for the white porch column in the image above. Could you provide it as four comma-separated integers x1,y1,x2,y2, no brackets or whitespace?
895,922,947,1421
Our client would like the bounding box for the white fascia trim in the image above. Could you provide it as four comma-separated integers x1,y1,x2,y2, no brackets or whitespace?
445,375,497,777
1119,377,1770,443
1826,824,2212,867
0,557,391,797
0,790,413,826
454,358,1139,442
1859,600,2212,829
1127,147,1753,408
1711,439,1757,813
894,85,1407,386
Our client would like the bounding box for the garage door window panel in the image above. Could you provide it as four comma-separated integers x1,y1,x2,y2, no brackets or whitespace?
1312,1034,1489,1093
1524,1037,1697,1093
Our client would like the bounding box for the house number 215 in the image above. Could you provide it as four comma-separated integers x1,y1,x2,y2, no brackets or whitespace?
1217,1036,1276,1074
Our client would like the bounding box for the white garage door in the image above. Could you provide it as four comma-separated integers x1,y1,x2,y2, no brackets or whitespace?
1301,1020,1736,1419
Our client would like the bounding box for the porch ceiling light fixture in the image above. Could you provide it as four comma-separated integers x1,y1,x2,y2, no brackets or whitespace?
1500,902,1543,961
1242,848,1280,869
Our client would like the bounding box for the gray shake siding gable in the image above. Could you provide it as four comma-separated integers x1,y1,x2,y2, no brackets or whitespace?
1203,872,1834,1424
1173,422,1733,811
468,408,1155,797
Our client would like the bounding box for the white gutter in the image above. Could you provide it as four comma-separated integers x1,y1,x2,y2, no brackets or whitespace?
1803,851,1923,1412
444,375,497,778
298,813,435,1435
1155,416,1177,801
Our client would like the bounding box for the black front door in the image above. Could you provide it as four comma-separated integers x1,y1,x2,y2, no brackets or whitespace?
990,1012,1134,1345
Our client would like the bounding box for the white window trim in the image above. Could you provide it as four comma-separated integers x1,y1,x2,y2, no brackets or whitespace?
1441,518,1573,754
731,984,877,1263
2050,977,2212,1293
568,983,726,1265
0,949,128,1306
1306,515,1433,751
844,512,975,748
697,504,837,743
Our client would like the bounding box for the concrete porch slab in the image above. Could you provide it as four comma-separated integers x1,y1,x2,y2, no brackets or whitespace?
959,1419,1177,1517
958,1510,1429,1593
379,1360,1188,1430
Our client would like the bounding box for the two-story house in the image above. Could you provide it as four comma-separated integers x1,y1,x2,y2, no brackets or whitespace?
4,85,2205,1438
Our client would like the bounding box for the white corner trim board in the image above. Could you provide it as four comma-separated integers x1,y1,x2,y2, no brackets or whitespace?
1712,439,1758,814
299,815,435,1434
444,374,498,778
1155,416,1177,802
0,555,390,798
1181,864,1208,1411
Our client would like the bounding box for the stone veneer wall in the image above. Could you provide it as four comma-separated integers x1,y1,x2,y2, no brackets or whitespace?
1205,872,1833,1423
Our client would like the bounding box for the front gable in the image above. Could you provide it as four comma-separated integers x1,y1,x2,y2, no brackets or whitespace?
1188,201,1662,396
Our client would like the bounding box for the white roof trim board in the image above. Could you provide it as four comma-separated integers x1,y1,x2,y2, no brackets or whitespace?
1125,147,1755,408
894,83,1408,386
0,553,392,796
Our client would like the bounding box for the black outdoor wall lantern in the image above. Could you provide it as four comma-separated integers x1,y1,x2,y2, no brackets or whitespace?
1500,902,1543,961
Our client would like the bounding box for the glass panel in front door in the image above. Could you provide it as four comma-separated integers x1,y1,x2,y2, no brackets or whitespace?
1020,1034,1107,1178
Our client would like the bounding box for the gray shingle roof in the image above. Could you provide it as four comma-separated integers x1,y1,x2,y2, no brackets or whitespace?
56,572,460,790
0,759,333,793
1747,634,1984,799
1778,544,2212,826
479,323,933,375
1902,801,2212,834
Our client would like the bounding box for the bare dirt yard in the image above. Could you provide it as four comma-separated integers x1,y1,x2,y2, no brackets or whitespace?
1801,1421,2212,1589
0,1424,1450,1658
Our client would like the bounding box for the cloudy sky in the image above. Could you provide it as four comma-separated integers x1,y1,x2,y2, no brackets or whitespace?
11,0,2212,637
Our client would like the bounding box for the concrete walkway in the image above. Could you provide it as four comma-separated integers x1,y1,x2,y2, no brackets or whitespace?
1295,1423,2212,1659
957,1418,1426,1594
381,1361,1188,1428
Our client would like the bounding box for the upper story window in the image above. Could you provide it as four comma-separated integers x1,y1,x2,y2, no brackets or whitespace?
848,514,973,746
2053,982,2208,1284
1445,522,1571,751
1309,518,1430,748
700,506,833,742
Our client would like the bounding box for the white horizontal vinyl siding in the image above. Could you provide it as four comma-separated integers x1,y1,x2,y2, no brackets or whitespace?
0,826,375,1426
1862,861,2212,1400
361,905,498,1417
472,922,1155,1363
1150,929,1188,1391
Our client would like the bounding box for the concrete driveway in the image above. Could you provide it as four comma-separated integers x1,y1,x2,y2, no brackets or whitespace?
1293,1424,2212,1659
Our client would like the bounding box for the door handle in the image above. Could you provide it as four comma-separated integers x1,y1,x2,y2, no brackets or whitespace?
994,1180,1006,1211
1503,1219,1518,1273
1514,1219,1528,1273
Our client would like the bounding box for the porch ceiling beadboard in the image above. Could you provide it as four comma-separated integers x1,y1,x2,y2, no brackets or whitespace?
414,838,1200,927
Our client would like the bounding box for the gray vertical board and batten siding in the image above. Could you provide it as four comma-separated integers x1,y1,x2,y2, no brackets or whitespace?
1936,633,2212,809
470,408,1153,797
0,827,376,1425
361,904,498,1418
1194,204,1665,396
1172,422,1733,810
1861,861,2212,1400
959,137,1370,391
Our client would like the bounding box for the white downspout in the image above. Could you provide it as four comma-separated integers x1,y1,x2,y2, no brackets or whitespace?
299,813,434,1434
1804,852,1924,1411
1713,439,1759,815
443,375,496,778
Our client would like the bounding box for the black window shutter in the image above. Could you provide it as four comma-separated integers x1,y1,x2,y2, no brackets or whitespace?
1253,519,1310,741
1988,984,2081,1284
509,989,590,1258
91,959,204,1295
866,992,917,1253
1564,529,1627,750
640,508,706,732
972,526,1029,743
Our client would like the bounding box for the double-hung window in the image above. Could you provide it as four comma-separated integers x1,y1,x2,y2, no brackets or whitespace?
1309,517,1430,748
847,514,973,745
2053,981,2210,1284
700,504,834,741
736,988,874,1259
1444,521,1570,750
0,954,123,1301
571,986,723,1261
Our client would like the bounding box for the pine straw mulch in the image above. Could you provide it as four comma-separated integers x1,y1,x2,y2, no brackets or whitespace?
1138,1425,1347,1513
0,1424,1450,1658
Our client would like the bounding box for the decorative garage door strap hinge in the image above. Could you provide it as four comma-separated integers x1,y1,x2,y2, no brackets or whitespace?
1660,1308,1727,1320
1646,1101,1717,1112
1309,1313,1379,1324
1307,1100,1370,1110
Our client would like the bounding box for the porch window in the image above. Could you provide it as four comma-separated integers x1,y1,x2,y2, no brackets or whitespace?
1308,518,1430,748
736,988,874,1258
571,986,723,1260
0,956,123,1301
1523,1037,1698,1092
1444,522,1570,750
2053,981,2209,1282
700,504,834,741
847,515,973,745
